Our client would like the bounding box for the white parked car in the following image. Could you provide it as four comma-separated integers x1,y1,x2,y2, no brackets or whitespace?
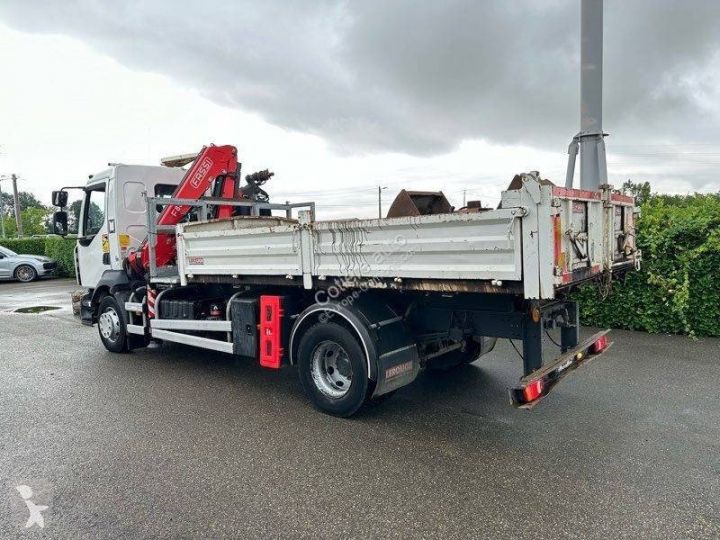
0,245,57,282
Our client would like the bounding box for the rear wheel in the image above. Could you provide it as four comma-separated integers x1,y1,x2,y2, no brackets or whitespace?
98,296,129,353
15,264,37,283
297,322,369,417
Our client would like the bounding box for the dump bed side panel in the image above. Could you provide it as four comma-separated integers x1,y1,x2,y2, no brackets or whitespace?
177,209,524,287
178,219,301,278
313,210,523,281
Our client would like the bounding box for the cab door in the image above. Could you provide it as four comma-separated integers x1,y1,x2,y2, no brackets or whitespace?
77,179,111,288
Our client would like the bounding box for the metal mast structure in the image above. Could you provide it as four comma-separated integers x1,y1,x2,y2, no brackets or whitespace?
565,0,608,190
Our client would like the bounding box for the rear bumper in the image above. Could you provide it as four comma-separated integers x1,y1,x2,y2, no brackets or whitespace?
510,329,611,408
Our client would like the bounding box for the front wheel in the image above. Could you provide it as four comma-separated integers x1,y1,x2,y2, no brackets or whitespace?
297,322,369,417
98,296,129,353
15,264,38,283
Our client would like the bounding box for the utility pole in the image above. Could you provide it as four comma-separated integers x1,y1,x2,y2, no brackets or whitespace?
377,186,387,219
462,189,467,207
12,174,23,237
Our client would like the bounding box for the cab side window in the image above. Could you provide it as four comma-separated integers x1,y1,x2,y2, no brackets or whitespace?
83,186,106,237
155,184,176,214
154,184,176,198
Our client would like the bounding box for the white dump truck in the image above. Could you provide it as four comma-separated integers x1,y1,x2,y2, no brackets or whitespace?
49,143,638,416
49,0,638,416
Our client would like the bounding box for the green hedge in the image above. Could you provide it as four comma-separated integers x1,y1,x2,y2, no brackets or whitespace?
571,193,720,337
44,237,77,278
0,237,46,256
0,236,77,278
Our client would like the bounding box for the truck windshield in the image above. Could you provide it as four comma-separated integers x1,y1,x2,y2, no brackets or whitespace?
83,184,106,237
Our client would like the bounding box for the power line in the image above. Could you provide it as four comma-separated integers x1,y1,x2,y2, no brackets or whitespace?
315,203,377,208
611,143,720,147
610,152,720,156
274,185,379,197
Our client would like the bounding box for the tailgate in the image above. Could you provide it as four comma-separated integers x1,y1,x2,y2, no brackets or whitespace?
551,186,639,289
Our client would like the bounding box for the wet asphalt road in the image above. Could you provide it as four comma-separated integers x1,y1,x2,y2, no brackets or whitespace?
0,279,719,539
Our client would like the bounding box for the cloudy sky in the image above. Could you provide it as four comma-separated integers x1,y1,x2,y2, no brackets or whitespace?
1,0,719,218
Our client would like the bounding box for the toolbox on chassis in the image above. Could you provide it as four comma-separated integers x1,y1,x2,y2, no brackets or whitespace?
64,164,638,417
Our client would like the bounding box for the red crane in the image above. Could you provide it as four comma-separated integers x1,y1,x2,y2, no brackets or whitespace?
126,144,239,277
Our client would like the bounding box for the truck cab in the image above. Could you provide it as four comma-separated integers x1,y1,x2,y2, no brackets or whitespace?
63,165,186,287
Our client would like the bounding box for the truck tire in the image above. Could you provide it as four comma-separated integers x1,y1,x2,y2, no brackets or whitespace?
98,295,129,353
297,322,370,417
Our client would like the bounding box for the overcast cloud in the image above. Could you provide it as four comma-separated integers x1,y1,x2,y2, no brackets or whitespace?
0,0,719,205
1,0,719,155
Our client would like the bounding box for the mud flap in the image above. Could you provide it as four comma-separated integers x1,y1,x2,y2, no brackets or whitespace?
372,343,420,398
80,292,94,326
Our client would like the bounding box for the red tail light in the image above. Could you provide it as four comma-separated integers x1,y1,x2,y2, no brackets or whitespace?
591,335,608,354
523,378,544,402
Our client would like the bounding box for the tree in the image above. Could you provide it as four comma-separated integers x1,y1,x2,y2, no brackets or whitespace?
0,191,14,217
19,191,44,210
0,190,50,237
622,180,652,206
0,190,44,217
2,207,51,236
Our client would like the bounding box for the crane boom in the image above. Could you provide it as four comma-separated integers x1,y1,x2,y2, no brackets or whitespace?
126,144,239,276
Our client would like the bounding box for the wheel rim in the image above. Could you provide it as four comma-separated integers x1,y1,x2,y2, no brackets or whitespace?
99,307,121,342
16,266,35,282
310,340,353,398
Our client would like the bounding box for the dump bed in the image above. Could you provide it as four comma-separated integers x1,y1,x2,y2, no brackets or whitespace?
174,175,638,299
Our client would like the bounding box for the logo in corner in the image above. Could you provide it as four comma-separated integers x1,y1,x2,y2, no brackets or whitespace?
16,485,48,529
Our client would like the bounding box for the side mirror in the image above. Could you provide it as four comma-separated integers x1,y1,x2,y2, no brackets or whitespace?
52,211,68,236
52,190,69,207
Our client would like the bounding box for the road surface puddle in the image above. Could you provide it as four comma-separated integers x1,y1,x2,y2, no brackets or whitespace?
14,306,62,314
